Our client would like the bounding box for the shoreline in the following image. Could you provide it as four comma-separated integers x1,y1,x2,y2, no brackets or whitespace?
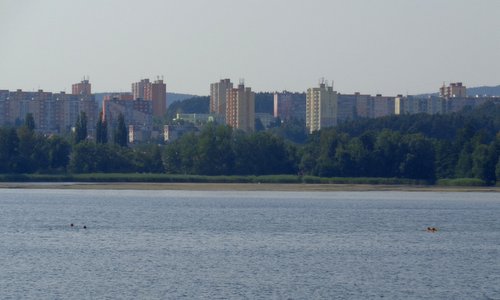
1,182,499,192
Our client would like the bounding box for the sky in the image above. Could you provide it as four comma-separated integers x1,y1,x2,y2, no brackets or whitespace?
0,0,499,96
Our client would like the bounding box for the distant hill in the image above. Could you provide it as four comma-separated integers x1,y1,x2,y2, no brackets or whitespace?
466,85,500,97
417,85,500,98
168,93,199,105
165,96,209,121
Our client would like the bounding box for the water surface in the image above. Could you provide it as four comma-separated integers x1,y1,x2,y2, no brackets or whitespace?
0,189,499,299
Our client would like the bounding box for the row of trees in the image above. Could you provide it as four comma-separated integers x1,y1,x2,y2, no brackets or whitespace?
301,128,500,183
0,122,70,174
163,124,296,175
161,122,500,183
0,111,130,174
1,102,499,184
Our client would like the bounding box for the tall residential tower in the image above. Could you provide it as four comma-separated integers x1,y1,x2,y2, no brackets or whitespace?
72,78,91,95
210,79,233,116
226,82,255,133
151,79,167,117
306,81,338,133
131,78,167,117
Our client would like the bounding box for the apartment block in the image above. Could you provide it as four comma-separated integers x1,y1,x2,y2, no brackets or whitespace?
72,78,92,95
395,95,428,115
425,96,446,115
372,94,395,118
128,125,151,144
210,79,233,117
0,88,97,135
103,93,134,102
306,82,338,133
132,79,151,100
55,92,98,135
131,78,167,117
174,113,217,124
4,90,31,126
226,83,255,133
444,97,489,113
151,79,167,117
273,91,306,121
0,90,8,125
102,97,152,130
31,90,56,132
335,92,376,120
440,82,466,98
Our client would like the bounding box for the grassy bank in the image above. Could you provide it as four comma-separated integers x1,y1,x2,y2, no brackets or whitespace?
0,173,434,185
436,178,489,186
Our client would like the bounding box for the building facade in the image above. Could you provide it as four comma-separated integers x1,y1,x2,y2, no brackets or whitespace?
151,79,167,117
306,82,338,133
440,82,466,98
0,88,98,135
210,79,233,116
132,79,151,100
102,97,152,129
273,91,306,121
131,78,167,117
226,83,255,133
372,94,395,118
72,78,92,95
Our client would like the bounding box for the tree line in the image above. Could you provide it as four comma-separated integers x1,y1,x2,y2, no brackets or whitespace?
0,102,499,184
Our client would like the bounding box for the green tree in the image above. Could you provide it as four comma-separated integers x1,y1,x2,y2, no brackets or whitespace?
24,113,35,132
134,144,165,173
471,144,497,184
195,124,235,175
455,143,473,178
496,155,500,182
298,132,322,175
47,135,70,171
0,128,20,172
74,112,88,144
113,113,127,147
234,131,295,175
373,130,403,178
101,119,108,144
435,140,457,179
147,145,165,173
96,113,103,144
313,130,349,177
16,126,37,173
398,134,436,180
269,118,308,144
69,142,136,173
95,112,108,144
255,118,265,132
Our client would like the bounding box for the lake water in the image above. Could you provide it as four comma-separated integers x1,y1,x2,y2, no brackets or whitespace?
0,189,499,299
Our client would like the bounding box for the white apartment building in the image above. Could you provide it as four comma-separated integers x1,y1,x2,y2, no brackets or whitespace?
306,82,338,133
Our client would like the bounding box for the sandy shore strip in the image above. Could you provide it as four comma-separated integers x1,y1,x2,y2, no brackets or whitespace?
0,182,499,192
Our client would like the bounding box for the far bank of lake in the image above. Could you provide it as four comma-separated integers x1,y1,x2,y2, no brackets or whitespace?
1,182,499,192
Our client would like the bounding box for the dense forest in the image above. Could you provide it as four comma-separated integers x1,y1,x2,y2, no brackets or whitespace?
1,102,499,185
165,96,210,121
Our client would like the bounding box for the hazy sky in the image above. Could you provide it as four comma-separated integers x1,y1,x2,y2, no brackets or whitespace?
1,0,499,96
